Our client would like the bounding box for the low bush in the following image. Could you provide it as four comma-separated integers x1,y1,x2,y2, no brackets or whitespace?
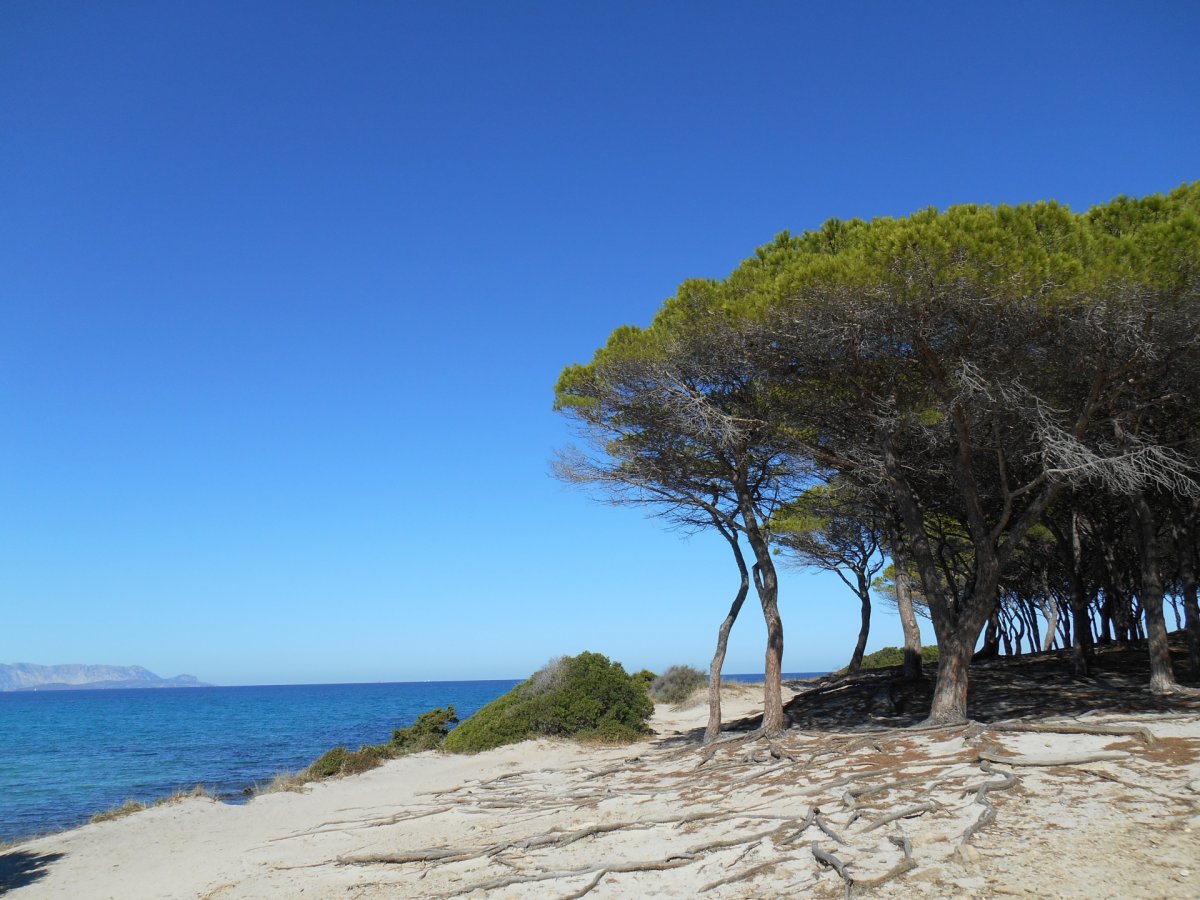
632,669,657,690
263,705,464,792
855,645,940,670
442,651,654,753
390,705,458,753
648,665,707,704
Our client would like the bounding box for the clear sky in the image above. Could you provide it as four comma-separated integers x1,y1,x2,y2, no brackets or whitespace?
2,1,1197,685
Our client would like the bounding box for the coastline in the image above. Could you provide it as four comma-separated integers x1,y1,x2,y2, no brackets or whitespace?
4,667,1199,898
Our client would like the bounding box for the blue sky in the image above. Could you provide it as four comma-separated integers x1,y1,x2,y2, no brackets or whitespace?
2,1,1196,685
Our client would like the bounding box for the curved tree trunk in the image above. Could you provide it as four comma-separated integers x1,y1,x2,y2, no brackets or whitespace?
846,572,872,674
735,464,785,737
706,530,750,743
1041,597,1060,652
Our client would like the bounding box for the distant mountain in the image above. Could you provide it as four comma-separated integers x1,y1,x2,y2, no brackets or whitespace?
0,663,210,692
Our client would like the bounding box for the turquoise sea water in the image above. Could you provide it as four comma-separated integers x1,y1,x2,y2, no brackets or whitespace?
0,673,822,844
0,680,517,843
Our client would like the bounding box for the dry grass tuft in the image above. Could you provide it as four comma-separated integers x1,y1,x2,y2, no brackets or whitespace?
89,784,216,824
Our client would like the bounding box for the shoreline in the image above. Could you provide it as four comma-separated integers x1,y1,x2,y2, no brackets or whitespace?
4,661,1200,898
0,673,828,846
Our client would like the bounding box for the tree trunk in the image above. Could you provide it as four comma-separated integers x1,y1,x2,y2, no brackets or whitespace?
927,631,974,725
1041,597,1060,653
1051,515,1093,675
894,563,923,679
705,531,751,743
735,467,784,737
1171,507,1200,679
976,612,1001,660
754,560,785,735
1132,494,1178,693
846,572,872,674
1024,597,1040,654
883,436,1048,726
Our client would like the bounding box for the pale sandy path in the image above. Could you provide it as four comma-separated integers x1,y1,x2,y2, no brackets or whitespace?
4,682,1199,898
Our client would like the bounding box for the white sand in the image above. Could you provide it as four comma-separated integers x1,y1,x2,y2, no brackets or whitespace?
5,682,1199,898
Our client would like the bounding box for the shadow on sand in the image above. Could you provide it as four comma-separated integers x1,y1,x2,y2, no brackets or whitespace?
0,849,65,895
681,634,1200,742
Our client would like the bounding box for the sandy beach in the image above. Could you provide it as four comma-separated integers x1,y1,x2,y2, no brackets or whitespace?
4,660,1200,899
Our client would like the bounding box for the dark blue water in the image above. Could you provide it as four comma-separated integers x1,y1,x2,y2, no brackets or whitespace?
0,680,517,843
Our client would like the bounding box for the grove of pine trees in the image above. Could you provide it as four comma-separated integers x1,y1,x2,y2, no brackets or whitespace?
555,183,1200,738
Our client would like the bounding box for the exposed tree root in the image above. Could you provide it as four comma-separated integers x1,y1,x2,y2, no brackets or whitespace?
699,857,788,893
559,869,606,899
959,758,1017,845
811,840,853,894
440,855,696,898
861,801,938,832
978,748,1130,767
991,721,1159,744
852,855,919,891
814,811,846,844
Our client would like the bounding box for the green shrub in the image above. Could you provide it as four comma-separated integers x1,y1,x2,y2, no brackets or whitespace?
341,744,391,775
306,745,350,779
442,651,654,753
632,669,657,690
390,705,458,753
855,645,940,670
648,664,707,704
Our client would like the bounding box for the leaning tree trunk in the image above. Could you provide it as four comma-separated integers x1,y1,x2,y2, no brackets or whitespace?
846,571,872,674
1132,494,1178,693
706,531,750,743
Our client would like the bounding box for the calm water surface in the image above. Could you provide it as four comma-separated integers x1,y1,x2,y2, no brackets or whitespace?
0,680,517,843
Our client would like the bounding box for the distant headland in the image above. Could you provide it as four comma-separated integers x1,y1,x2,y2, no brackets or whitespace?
0,663,210,692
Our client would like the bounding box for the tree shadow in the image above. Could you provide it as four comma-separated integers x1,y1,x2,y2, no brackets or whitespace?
0,849,65,895
779,637,1200,733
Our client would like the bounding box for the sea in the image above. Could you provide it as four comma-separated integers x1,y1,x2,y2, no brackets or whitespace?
0,673,822,844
